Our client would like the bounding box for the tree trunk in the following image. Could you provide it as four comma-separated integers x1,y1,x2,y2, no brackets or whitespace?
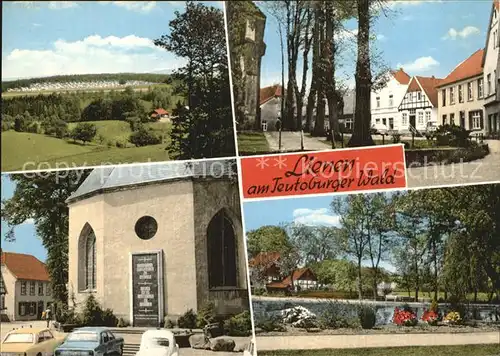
295,5,313,131
324,1,340,141
357,258,363,300
432,238,438,301
279,23,285,125
312,5,326,137
347,0,375,147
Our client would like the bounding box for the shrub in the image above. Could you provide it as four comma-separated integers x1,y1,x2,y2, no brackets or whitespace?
55,302,81,325
256,315,286,332
81,294,103,326
421,309,439,326
224,311,252,337
392,133,402,144
281,306,317,329
177,309,197,329
101,308,118,327
392,307,417,327
71,122,97,143
196,302,217,328
26,121,42,134
443,311,462,325
430,299,439,313
358,306,376,329
117,318,129,328
164,317,176,329
318,301,356,329
129,126,162,147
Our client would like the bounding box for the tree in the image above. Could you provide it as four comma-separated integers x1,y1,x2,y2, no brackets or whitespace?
287,223,340,265
154,1,235,159
246,225,291,258
2,170,91,304
129,126,162,147
71,122,97,144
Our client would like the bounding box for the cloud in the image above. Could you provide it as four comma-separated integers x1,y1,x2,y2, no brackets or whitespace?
99,1,157,13
396,56,440,73
2,35,187,79
293,208,341,226
442,26,480,40
377,34,387,42
386,0,442,7
13,1,79,9
32,23,42,27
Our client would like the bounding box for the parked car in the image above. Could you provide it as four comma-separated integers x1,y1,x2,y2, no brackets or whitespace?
135,329,179,356
371,123,389,135
426,121,438,133
1,327,66,356
54,327,124,356
243,338,257,356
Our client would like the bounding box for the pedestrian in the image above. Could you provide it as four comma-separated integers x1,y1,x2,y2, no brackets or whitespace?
45,308,51,328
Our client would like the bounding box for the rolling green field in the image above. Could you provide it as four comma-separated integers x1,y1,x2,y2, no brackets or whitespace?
259,344,500,356
2,125,171,171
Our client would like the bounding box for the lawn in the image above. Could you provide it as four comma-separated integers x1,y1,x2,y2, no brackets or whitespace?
237,131,270,154
258,344,500,356
1,131,170,172
68,120,132,144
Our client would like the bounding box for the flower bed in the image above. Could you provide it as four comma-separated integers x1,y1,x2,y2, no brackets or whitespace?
393,307,418,327
444,311,462,325
421,309,439,326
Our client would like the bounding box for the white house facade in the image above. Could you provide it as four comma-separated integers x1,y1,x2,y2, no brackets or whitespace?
371,68,411,132
398,76,442,134
483,0,500,134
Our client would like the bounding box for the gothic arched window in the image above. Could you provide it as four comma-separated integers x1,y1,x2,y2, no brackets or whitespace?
78,223,96,291
207,210,237,288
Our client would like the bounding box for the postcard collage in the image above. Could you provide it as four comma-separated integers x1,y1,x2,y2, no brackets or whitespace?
1,1,500,356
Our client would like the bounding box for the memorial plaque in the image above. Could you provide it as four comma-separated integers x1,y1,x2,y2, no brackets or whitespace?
131,252,162,327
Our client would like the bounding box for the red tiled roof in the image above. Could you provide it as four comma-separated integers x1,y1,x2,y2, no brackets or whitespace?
248,251,280,267
260,85,282,106
391,68,411,85
1,251,50,282
266,267,317,289
153,108,168,115
438,49,484,87
407,76,443,107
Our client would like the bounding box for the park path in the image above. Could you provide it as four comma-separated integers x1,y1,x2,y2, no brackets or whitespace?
407,140,500,188
264,132,331,152
255,332,500,351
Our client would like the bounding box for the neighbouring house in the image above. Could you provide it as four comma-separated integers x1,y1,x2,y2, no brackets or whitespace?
150,108,169,121
377,281,398,296
341,89,356,132
483,0,500,135
259,84,283,131
266,268,318,293
227,1,266,131
437,49,486,132
248,252,318,292
0,250,53,322
398,75,442,134
371,68,411,132
66,160,248,327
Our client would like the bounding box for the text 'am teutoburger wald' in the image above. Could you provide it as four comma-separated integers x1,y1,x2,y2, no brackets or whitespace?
240,145,407,199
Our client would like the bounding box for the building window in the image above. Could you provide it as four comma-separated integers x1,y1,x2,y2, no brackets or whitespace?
450,87,455,105
382,118,387,126
261,120,268,131
30,282,35,296
389,118,394,130
458,85,464,103
487,74,492,96
29,302,36,316
467,82,473,101
417,91,422,101
376,96,380,108
135,216,158,240
425,111,431,123
21,281,27,295
46,283,51,296
375,118,380,124
442,90,446,106
207,209,237,288
472,111,482,130
19,302,26,316
478,78,484,99
418,111,424,125
78,223,97,291
450,113,455,125
442,114,447,125
389,94,393,107
495,70,498,93
38,283,43,296
0,295,4,310
402,113,408,126
409,109,416,115
244,19,255,41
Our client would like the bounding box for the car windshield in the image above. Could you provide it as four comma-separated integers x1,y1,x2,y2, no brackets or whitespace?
67,332,98,342
3,333,34,343
146,337,170,347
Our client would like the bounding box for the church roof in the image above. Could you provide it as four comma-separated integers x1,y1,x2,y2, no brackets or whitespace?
66,160,236,203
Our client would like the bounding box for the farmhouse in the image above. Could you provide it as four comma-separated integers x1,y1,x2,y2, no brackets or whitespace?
66,160,249,327
150,108,169,121
0,250,54,321
483,0,500,134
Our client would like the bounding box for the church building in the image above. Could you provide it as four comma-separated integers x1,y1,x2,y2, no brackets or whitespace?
66,160,249,327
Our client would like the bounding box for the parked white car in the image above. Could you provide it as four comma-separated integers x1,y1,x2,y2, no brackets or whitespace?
243,338,257,356
136,330,179,356
371,123,389,135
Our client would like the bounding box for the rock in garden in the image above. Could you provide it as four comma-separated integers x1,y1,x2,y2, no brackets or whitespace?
189,334,210,349
209,337,236,352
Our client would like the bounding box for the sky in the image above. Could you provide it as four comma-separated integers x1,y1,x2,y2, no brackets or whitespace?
243,193,396,272
257,0,493,88
1,1,223,80
1,175,47,263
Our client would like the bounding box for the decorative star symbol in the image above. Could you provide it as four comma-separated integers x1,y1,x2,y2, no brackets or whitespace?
274,156,288,169
256,157,270,169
